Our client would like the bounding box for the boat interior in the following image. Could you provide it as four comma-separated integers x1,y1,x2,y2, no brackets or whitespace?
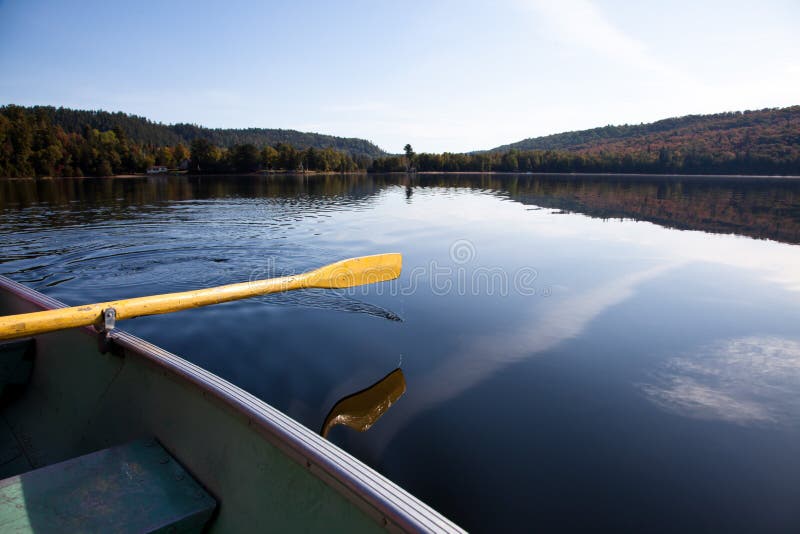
0,276,461,533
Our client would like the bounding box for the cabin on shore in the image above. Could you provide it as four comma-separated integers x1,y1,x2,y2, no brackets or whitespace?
147,165,168,174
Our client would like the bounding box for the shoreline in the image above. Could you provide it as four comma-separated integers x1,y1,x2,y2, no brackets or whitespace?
0,170,370,180
2,170,799,180
413,171,800,179
380,171,800,179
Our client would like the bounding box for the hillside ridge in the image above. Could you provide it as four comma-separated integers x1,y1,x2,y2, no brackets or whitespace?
19,105,387,158
488,106,800,153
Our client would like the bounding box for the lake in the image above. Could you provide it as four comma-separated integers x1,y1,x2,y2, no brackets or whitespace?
2,173,800,532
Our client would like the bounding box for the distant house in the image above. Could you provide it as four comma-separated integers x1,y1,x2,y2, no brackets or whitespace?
147,166,168,174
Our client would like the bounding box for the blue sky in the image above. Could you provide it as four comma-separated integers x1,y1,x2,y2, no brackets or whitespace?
1,0,798,152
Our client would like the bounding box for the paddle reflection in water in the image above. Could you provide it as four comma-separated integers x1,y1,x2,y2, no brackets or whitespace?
321,368,406,438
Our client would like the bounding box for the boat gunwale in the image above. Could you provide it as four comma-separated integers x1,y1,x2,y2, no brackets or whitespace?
0,275,463,534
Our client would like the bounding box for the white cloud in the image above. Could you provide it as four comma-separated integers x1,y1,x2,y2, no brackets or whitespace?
516,0,684,80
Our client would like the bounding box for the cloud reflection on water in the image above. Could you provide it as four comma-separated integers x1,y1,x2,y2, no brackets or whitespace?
375,261,678,449
640,336,800,426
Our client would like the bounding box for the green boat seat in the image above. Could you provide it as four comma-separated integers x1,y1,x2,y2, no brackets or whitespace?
0,438,216,533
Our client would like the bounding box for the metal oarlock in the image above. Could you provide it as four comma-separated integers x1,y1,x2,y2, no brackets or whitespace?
96,307,117,354
102,307,117,333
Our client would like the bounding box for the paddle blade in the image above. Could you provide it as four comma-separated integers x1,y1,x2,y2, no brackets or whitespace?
305,253,402,289
321,368,406,438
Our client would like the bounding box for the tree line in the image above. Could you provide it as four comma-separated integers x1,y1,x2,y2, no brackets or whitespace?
492,106,800,152
0,105,368,177
374,139,799,174
14,105,385,157
188,138,367,173
481,106,800,174
2,104,798,177
0,105,179,177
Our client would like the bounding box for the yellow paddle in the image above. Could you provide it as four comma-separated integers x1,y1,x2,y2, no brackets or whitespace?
0,253,401,341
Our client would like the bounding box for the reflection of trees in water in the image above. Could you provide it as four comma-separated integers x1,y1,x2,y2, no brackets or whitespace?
0,174,390,230
412,174,800,245
525,177,800,245
0,174,387,208
2,173,799,244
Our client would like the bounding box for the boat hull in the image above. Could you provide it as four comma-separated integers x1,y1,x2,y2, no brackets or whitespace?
0,276,462,533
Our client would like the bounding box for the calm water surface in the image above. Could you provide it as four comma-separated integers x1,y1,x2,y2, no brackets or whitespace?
2,174,800,532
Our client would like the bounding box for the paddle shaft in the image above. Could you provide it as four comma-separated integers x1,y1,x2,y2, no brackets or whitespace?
0,253,401,341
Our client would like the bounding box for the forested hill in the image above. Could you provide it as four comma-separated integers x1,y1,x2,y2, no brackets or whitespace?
21,106,386,158
490,106,800,155
167,124,384,158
